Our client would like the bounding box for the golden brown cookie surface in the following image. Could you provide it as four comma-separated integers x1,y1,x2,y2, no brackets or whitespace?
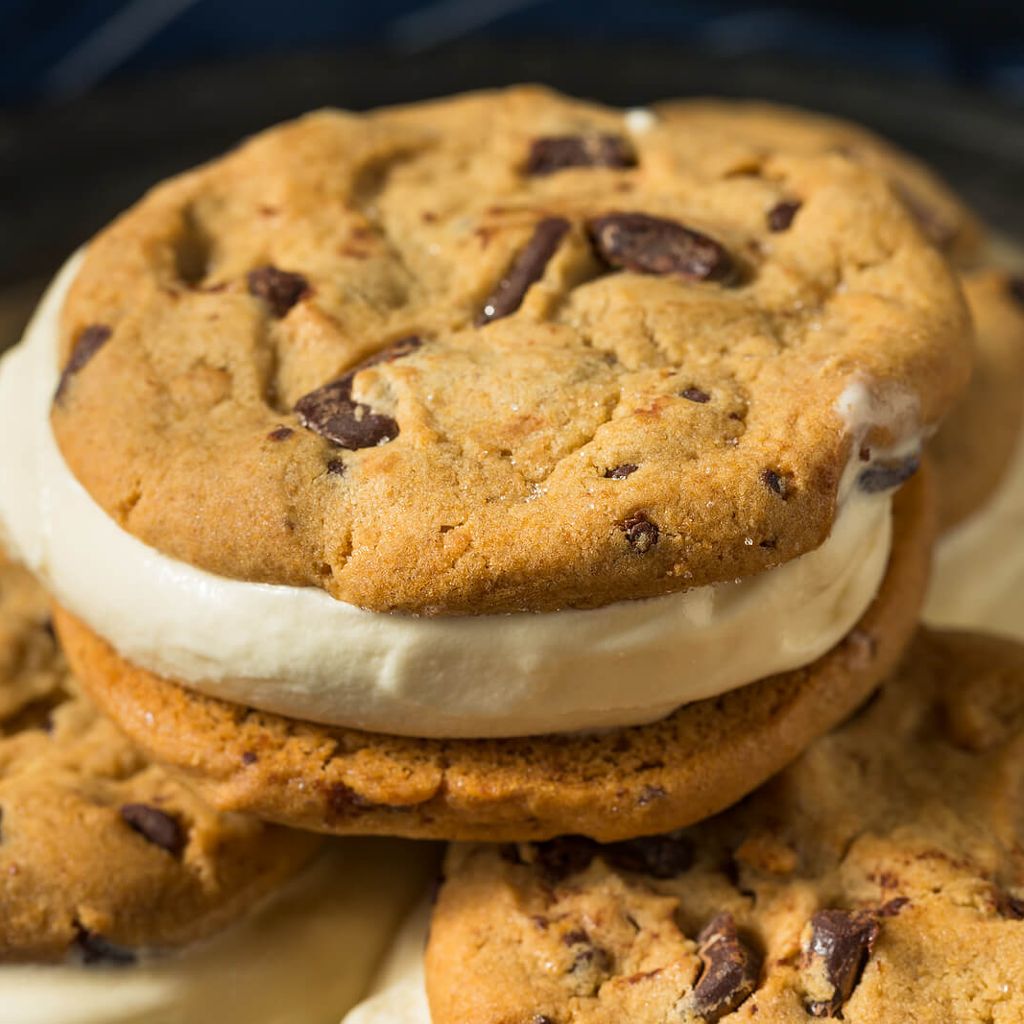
0,557,319,962
653,99,985,265
931,268,1024,530
52,87,968,613
427,628,1024,1024
54,470,931,842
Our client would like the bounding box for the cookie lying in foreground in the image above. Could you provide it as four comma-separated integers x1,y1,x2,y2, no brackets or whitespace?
0,555,319,962
428,628,1024,1023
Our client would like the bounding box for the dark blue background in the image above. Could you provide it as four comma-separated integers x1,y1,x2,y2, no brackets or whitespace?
4,0,1024,107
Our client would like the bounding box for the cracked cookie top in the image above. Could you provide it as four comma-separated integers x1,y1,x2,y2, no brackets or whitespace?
428,629,1024,1022
52,86,970,613
0,555,319,962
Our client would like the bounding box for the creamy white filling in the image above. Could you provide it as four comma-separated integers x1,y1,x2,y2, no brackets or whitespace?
341,898,432,1024
0,253,899,738
926,417,1024,640
0,840,434,1024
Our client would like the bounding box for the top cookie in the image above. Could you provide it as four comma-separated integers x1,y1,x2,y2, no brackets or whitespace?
0,555,319,962
52,86,969,613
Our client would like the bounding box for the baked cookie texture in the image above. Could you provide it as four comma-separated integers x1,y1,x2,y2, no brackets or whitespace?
51,85,970,614
54,469,931,843
931,268,1024,530
427,628,1024,1024
0,556,319,962
652,99,984,266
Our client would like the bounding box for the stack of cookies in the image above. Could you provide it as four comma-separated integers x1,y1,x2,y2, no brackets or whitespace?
0,87,1022,1024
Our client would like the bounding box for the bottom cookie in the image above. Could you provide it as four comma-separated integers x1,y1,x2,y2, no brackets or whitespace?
55,471,933,842
427,628,1024,1024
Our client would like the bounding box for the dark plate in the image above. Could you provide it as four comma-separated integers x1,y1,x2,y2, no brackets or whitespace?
1,40,1021,331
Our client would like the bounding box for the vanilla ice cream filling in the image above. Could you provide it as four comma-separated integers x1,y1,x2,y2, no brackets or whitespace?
0,254,907,738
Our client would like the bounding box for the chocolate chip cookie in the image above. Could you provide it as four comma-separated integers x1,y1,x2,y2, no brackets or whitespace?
54,470,932,842
0,555,319,962
427,628,1024,1023
52,85,969,614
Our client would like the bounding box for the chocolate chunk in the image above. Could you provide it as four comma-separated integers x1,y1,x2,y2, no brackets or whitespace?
534,836,597,882
55,324,112,402
525,135,636,175
267,426,294,441
241,750,259,766
247,265,309,318
477,217,571,325
296,377,398,450
767,200,802,232
588,213,734,283
1007,276,1024,309
760,469,788,498
692,913,760,1022
326,458,346,476
294,338,421,451
858,453,919,494
602,832,693,879
74,928,136,966
680,386,711,403
804,909,879,1018
605,463,638,479
620,512,659,554
120,803,185,856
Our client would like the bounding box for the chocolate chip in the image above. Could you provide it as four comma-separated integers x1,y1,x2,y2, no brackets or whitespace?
54,324,112,402
602,832,693,879
767,200,802,232
241,750,259,766
120,803,185,856
477,217,570,325
876,897,909,918
361,335,424,367
691,913,760,1022
588,212,734,283
534,836,597,882
803,909,879,1018
500,843,525,866
563,929,589,946
74,928,136,966
858,453,919,494
605,463,638,479
893,184,956,249
680,387,711,403
267,426,294,441
569,943,613,974
326,458,346,476
1007,277,1024,309
997,891,1024,920
525,135,636,175
620,512,659,554
760,469,788,498
247,265,309,318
